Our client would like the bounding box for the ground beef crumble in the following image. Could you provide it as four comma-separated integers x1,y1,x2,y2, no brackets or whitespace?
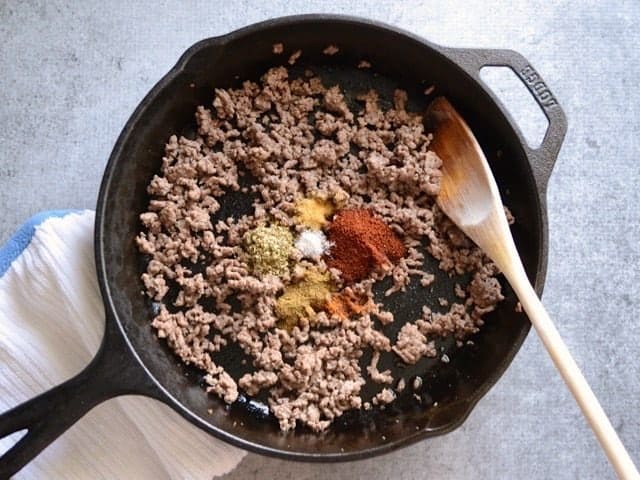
137,64,507,432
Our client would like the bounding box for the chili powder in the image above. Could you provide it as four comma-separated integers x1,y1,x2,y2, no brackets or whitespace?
325,209,405,283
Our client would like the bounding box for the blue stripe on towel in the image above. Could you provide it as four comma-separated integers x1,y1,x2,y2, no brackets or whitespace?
0,210,80,277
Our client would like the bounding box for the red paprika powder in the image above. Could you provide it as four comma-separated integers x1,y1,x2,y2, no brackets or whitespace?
325,209,406,283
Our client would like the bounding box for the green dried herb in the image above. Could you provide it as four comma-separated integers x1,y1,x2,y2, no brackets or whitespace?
243,224,294,276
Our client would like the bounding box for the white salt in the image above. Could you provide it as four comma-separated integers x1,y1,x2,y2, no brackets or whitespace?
295,230,331,258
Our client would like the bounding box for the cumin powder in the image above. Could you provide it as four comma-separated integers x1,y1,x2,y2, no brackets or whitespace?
275,269,334,330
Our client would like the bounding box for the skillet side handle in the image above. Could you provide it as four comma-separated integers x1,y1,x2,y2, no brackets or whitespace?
442,47,568,194
0,316,161,478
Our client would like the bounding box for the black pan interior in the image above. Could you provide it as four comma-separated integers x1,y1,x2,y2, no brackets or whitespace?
97,17,543,459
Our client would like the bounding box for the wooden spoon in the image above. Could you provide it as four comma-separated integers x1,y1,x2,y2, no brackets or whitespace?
426,97,639,479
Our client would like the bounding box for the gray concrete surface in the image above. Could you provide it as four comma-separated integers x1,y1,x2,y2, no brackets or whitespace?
1,1,638,479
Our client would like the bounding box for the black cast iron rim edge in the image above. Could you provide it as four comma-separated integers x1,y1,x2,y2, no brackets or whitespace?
95,13,555,462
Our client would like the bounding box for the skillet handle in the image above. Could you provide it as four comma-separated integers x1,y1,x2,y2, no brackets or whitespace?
0,316,161,478
442,47,568,194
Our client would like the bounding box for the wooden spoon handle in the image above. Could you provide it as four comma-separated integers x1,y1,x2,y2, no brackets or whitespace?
505,263,639,479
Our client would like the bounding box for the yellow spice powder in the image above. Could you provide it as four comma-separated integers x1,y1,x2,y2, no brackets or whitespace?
294,197,334,229
276,269,334,330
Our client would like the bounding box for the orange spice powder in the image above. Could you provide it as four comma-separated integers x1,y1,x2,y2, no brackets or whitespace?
325,290,374,320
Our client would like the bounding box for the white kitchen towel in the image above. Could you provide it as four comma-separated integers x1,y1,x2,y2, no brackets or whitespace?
0,210,246,479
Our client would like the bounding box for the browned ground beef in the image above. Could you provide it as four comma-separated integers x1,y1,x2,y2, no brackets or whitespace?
136,64,507,432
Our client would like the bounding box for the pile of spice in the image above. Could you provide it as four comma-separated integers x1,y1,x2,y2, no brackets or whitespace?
325,290,374,320
326,208,406,282
295,197,334,229
244,225,293,276
137,61,508,433
295,230,331,259
275,268,334,330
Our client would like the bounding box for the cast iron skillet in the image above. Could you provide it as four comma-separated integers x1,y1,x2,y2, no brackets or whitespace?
0,14,566,477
